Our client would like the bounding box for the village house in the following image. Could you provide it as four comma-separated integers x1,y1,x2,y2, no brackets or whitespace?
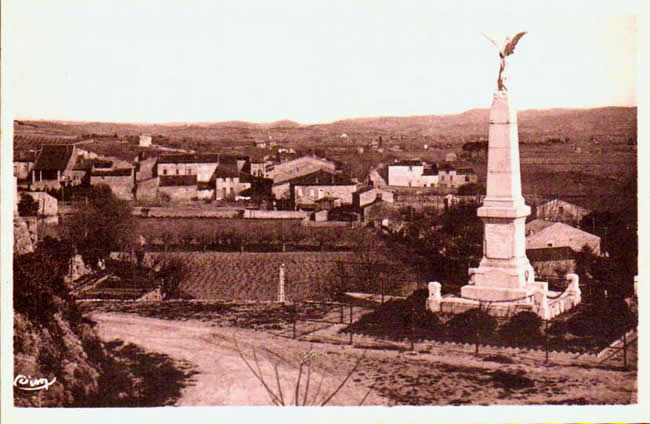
14,150,37,181
525,220,601,255
353,186,395,208
214,162,252,201
157,175,198,202
437,163,478,189
535,199,592,225
387,160,438,187
291,169,359,208
31,145,82,190
139,133,152,147
249,158,269,178
156,153,220,183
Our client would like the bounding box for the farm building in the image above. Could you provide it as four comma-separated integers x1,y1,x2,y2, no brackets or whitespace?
90,168,135,200
445,152,457,162
31,145,82,190
158,175,198,202
268,156,337,184
535,199,592,225
13,150,37,180
525,221,600,255
291,170,359,207
526,246,577,281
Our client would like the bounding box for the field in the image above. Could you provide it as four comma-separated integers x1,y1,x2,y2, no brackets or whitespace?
136,218,362,251
148,251,416,301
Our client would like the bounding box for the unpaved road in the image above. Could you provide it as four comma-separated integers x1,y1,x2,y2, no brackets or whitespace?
91,312,384,406
92,312,636,406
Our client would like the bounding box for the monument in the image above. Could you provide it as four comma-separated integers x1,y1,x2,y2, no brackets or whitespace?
427,32,581,319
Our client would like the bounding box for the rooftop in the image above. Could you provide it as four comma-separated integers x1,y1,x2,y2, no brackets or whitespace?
159,174,197,187
158,153,220,164
33,145,75,171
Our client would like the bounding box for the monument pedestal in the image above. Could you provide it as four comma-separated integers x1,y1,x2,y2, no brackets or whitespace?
428,90,580,319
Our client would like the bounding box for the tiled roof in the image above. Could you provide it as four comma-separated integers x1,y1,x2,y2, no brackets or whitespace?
33,145,75,171
157,153,220,164
214,163,240,178
291,169,355,186
91,168,133,177
159,175,197,187
390,160,423,167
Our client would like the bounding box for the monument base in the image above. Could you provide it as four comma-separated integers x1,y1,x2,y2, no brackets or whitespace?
426,274,582,320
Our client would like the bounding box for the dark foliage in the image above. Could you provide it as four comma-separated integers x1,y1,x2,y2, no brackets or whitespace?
498,311,544,347
567,298,637,339
342,289,442,341
18,193,39,216
445,307,497,341
63,184,136,267
13,237,74,323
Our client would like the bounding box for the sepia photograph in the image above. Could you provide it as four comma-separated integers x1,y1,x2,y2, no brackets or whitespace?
1,1,646,422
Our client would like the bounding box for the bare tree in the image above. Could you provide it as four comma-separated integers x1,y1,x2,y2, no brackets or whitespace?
233,338,373,406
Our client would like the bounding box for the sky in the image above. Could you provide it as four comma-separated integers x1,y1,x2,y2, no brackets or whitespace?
5,1,640,124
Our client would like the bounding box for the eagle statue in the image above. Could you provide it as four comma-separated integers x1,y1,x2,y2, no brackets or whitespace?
482,31,527,91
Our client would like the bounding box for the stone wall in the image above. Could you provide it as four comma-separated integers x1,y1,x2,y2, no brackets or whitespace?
90,176,134,200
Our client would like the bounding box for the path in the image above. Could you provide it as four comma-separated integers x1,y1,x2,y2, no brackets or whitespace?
91,312,384,406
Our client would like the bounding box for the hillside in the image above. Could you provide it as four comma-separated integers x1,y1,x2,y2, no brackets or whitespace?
14,106,636,149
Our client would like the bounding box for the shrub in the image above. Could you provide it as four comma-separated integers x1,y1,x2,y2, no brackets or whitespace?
546,320,568,336
18,193,39,216
445,307,497,341
498,311,544,346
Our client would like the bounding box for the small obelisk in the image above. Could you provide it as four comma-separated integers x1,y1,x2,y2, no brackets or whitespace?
278,263,286,303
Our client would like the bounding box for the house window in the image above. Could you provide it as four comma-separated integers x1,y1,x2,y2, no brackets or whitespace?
465,176,470,182
558,206,564,214
176,169,180,175
163,169,168,175
441,175,445,181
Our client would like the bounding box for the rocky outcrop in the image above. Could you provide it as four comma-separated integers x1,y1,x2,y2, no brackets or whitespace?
13,217,35,255
13,306,102,407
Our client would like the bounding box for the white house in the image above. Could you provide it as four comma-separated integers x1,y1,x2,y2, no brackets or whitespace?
387,160,438,187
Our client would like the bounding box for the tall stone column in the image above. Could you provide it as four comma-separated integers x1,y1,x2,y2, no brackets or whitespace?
461,91,537,301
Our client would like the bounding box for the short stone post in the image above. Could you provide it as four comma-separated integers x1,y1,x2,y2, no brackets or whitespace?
278,263,286,303
426,282,442,313
566,273,581,304
532,289,550,320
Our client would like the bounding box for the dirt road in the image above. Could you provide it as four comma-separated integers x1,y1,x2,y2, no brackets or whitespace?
91,312,384,406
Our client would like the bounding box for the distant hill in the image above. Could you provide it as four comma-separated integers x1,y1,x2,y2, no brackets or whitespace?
15,107,636,147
